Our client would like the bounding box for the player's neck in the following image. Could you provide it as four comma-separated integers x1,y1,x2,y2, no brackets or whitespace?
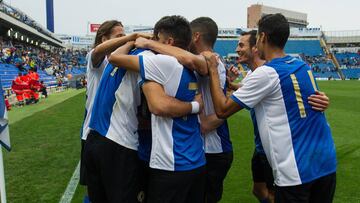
196,44,213,54
249,57,265,71
265,47,286,62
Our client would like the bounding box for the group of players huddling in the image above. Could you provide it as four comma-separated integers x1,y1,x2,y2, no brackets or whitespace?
79,13,337,203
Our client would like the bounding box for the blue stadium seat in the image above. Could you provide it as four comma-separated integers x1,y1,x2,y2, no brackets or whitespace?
341,68,360,79
285,40,324,56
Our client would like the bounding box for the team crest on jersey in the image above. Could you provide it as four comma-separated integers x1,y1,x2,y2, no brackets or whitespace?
110,67,119,76
188,82,198,91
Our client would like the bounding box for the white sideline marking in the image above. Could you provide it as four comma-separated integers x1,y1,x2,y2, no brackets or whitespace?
59,161,80,203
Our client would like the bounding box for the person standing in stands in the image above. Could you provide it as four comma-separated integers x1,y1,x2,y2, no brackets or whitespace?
39,81,47,98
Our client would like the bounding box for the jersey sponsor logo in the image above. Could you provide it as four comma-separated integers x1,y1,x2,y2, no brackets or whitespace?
110,67,119,76
188,82,198,91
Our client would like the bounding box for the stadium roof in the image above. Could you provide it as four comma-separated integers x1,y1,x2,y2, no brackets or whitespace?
0,11,63,48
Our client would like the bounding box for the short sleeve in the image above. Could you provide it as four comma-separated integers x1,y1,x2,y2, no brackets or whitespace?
139,54,178,85
230,66,276,109
217,61,227,90
87,49,108,71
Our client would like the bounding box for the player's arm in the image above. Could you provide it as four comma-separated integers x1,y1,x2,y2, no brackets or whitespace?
135,37,208,75
203,52,242,119
108,43,141,72
200,112,224,134
91,33,139,68
142,81,202,117
308,91,330,111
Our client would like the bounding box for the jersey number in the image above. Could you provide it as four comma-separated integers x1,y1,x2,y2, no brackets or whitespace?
290,71,317,119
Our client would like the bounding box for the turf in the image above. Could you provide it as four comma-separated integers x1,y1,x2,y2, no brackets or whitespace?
8,89,85,124
2,81,360,203
4,89,86,202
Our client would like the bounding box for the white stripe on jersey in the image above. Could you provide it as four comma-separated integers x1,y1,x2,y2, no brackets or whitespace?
197,60,228,153
231,65,301,186
140,54,205,171
81,49,108,140
105,50,155,150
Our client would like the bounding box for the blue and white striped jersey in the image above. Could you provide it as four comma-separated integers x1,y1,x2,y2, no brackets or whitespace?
197,59,232,154
89,49,155,150
81,49,108,140
231,55,337,186
139,54,206,171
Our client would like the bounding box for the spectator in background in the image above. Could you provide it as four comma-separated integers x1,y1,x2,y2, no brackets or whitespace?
40,81,47,98
4,95,11,111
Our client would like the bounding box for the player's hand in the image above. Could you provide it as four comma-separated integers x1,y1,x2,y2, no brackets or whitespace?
201,51,219,71
226,77,241,91
135,37,151,49
227,65,240,83
124,41,135,50
136,33,153,39
194,94,204,114
308,91,329,112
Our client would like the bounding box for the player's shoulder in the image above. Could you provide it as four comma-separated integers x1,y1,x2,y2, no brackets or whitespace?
253,65,277,75
136,49,155,56
147,54,180,66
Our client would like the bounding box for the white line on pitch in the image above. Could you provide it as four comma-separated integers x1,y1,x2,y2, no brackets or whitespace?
59,161,80,203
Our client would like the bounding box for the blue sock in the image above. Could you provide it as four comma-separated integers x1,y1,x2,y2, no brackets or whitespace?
83,195,90,203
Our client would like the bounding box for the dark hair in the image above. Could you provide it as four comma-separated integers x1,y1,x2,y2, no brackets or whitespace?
93,20,123,48
241,30,257,48
190,17,218,47
257,13,289,49
153,15,192,49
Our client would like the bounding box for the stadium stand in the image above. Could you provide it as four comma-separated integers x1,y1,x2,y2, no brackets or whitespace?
341,68,360,79
0,2,57,40
214,40,238,58
214,38,344,79
0,39,87,88
285,40,324,56
335,53,360,67
333,52,360,79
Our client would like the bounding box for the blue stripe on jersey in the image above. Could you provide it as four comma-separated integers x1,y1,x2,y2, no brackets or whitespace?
250,109,264,154
217,81,232,152
89,63,127,136
90,49,148,137
266,55,337,183
138,129,152,161
139,55,146,83
173,68,206,171
136,48,151,86
230,95,251,110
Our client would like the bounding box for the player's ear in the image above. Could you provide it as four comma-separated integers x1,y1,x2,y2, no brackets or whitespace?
260,32,267,44
101,35,108,43
252,46,258,54
167,37,175,46
193,32,201,43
